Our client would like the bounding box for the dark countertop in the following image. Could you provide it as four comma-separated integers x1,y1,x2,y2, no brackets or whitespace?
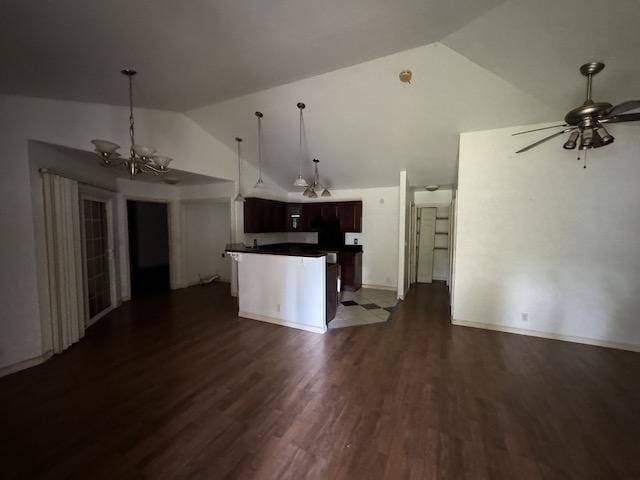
225,242,362,258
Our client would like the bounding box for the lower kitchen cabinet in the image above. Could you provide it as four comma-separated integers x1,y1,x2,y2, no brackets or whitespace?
339,251,362,291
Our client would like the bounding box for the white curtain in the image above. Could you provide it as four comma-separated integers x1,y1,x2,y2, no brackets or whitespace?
42,173,85,353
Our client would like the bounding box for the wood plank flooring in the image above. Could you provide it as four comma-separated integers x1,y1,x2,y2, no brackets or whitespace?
1,282,639,479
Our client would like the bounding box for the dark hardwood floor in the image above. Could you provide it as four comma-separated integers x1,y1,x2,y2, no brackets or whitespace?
1,282,639,479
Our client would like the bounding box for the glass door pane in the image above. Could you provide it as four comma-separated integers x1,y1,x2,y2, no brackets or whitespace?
83,199,111,318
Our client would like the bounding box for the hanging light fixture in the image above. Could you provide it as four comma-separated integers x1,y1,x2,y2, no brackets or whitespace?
234,137,245,202
254,111,265,188
91,69,172,177
304,159,331,198
293,102,309,187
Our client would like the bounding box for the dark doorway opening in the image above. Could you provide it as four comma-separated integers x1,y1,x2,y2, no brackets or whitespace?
127,200,170,297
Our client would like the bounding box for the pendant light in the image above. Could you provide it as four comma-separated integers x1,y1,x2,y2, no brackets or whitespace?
304,159,331,198
293,102,309,187
254,111,265,188
234,137,245,202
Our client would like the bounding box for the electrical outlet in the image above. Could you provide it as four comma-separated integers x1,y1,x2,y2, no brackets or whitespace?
276,303,281,313
521,312,528,322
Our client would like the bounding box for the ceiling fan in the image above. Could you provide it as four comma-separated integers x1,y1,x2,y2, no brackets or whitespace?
514,62,640,154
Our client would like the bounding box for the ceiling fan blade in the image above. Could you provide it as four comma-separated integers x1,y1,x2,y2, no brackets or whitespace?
600,112,640,124
607,100,640,116
512,124,567,136
515,128,575,154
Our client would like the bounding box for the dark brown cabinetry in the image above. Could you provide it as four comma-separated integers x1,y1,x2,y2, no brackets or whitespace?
245,198,362,234
302,203,322,232
336,202,362,232
339,251,362,291
244,197,286,233
326,263,338,323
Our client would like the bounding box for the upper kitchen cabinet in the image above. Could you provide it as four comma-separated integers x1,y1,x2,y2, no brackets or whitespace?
302,203,323,231
244,197,286,233
243,197,263,233
245,198,362,233
336,201,362,232
321,203,338,221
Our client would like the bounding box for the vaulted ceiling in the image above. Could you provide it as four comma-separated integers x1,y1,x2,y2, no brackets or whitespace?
187,43,554,189
2,0,639,189
0,0,502,110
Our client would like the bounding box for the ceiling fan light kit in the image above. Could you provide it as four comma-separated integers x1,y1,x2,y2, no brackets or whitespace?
91,69,173,177
514,62,640,163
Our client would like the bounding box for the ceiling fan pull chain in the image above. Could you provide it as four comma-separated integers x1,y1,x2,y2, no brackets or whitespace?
583,150,588,169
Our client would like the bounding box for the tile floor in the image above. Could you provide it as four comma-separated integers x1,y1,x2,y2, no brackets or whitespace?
328,288,398,329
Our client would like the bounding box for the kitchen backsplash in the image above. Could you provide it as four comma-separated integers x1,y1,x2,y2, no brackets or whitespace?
344,233,362,245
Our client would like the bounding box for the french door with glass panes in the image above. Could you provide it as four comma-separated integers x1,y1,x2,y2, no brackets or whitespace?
81,196,116,326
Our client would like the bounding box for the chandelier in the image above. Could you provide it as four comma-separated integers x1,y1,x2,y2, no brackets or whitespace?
91,69,172,177
303,159,331,198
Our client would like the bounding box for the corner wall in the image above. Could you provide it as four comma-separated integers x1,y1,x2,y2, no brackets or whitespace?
453,122,640,351
0,93,239,371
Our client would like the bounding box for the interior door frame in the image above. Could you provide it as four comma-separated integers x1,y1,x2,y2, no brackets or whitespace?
410,202,451,285
123,196,174,300
79,189,118,327
179,197,233,286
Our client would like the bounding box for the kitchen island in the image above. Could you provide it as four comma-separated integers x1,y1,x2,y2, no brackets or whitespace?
225,243,339,333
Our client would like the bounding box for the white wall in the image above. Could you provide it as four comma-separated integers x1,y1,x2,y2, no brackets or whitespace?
288,186,400,290
183,200,232,284
397,171,411,298
235,252,326,334
453,122,640,351
0,92,240,371
413,189,453,204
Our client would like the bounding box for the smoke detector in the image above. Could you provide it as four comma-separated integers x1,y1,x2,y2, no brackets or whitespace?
399,69,412,83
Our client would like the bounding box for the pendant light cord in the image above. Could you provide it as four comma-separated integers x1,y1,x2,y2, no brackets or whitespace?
237,140,241,182
298,107,303,177
128,74,135,157
258,115,263,180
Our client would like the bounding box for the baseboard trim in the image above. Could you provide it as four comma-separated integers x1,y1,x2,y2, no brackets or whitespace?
452,319,640,353
239,311,326,334
0,351,53,378
361,284,397,292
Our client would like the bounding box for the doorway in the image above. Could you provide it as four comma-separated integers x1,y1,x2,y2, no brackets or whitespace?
410,204,451,285
80,196,117,326
415,207,436,283
127,200,170,297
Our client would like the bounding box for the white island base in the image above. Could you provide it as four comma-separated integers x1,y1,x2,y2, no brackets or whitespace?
229,252,327,334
